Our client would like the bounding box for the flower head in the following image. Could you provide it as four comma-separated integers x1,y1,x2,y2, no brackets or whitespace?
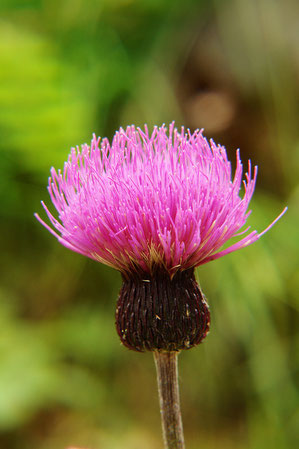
35,123,285,277
36,123,287,352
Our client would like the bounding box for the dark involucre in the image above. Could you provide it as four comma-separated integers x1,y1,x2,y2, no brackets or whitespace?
115,268,210,352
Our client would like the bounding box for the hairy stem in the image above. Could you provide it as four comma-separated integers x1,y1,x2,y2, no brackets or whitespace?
154,351,185,449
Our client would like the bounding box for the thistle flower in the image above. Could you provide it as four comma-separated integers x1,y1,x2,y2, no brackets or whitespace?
36,123,286,449
35,123,286,352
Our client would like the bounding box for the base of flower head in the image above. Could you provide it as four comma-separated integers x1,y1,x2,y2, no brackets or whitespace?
115,267,210,352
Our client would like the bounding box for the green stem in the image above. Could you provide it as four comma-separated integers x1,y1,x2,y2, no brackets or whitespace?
154,351,185,449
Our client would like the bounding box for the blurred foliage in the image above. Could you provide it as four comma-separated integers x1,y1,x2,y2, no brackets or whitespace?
0,0,298,448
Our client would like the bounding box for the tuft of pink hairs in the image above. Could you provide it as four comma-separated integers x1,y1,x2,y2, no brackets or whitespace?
35,123,286,275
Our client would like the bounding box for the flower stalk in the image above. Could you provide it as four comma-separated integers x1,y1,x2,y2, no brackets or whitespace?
154,351,185,449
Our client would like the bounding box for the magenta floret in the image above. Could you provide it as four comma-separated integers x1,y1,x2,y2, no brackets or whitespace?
35,123,286,274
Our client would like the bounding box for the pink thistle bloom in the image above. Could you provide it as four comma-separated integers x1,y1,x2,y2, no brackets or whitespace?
35,123,286,276
36,123,287,353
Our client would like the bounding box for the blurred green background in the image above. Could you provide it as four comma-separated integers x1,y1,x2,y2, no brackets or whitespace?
0,0,298,448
